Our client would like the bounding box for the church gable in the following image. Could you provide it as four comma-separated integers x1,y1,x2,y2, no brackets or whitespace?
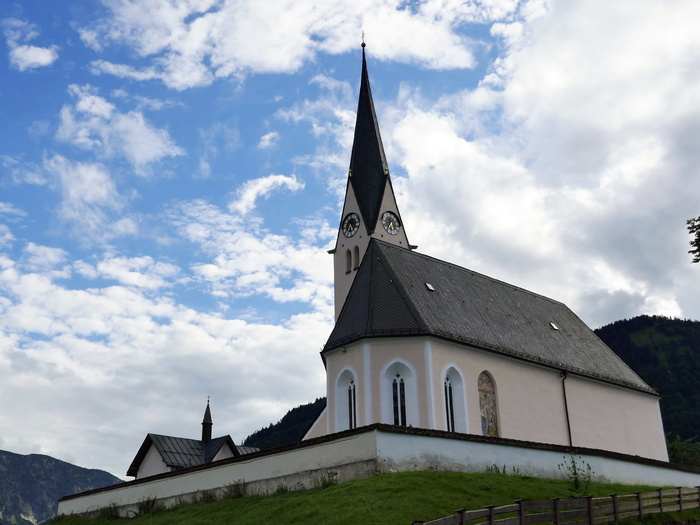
326,239,654,395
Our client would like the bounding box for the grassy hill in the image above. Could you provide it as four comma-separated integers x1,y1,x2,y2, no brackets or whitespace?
53,471,672,525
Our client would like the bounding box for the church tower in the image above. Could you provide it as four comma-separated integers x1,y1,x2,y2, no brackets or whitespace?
330,44,413,319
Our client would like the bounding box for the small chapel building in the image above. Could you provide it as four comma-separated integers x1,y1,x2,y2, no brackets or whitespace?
303,45,669,463
127,401,258,478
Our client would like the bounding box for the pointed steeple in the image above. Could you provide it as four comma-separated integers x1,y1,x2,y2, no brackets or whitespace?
201,399,212,443
348,43,390,234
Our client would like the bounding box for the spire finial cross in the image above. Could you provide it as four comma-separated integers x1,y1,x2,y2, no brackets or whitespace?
361,31,365,48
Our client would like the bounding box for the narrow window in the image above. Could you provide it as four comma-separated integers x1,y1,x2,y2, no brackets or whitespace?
392,374,407,426
348,380,357,429
345,249,352,274
353,245,360,270
478,372,499,437
444,376,455,432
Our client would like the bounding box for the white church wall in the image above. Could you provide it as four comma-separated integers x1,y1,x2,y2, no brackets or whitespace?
322,336,666,461
429,340,571,445
566,375,668,461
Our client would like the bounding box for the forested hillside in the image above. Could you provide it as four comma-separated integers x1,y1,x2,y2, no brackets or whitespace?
242,397,326,450
594,315,700,441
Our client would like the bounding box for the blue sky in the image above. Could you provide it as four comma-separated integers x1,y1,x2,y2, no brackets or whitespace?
2,0,700,477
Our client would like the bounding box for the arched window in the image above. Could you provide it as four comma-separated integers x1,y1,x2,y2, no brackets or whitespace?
478,371,499,437
381,361,418,427
442,366,467,433
353,245,360,270
392,373,407,426
345,249,352,274
335,369,358,432
444,376,455,432
348,379,357,429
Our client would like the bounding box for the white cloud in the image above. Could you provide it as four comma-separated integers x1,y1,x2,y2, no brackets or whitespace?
79,0,520,90
43,154,126,241
56,85,184,174
228,174,304,215
94,255,180,290
0,241,330,474
257,131,279,150
2,18,58,71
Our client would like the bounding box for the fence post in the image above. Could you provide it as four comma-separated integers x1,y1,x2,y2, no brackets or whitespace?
611,494,618,523
455,508,466,525
697,486,700,509
587,495,594,525
517,499,525,525
636,492,643,521
657,488,663,513
553,498,560,525
678,487,683,511
485,505,495,525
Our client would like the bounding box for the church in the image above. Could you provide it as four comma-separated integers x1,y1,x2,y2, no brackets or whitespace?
303,44,668,463
59,46,686,518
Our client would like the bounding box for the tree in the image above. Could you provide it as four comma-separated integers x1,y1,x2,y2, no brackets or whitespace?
687,217,700,263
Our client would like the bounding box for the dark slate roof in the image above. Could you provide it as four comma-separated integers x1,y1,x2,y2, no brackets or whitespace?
126,434,257,477
324,239,655,394
348,45,390,234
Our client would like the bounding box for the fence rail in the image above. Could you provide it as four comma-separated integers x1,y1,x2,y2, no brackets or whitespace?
412,487,700,525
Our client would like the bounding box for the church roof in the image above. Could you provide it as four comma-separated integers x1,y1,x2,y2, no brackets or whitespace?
126,433,256,477
324,239,655,394
348,45,390,234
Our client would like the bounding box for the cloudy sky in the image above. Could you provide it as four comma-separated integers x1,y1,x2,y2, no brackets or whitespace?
2,0,700,478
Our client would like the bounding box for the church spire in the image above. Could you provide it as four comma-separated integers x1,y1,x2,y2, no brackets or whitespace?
331,45,411,320
348,43,390,234
201,398,212,443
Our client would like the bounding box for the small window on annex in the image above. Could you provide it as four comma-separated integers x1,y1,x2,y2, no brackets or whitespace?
478,371,499,437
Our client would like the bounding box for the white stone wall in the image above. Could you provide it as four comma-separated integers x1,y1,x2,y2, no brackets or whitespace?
59,428,700,518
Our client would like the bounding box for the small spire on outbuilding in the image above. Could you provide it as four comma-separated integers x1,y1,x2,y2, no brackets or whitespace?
202,398,213,443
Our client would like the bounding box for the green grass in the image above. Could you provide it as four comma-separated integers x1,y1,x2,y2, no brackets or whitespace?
52,471,678,525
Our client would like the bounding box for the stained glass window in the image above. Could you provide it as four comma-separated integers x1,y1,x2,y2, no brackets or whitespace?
478,372,499,437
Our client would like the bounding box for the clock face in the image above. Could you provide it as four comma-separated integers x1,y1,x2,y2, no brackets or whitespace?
381,211,401,235
342,212,360,237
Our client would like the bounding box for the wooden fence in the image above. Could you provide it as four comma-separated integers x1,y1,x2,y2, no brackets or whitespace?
412,487,700,525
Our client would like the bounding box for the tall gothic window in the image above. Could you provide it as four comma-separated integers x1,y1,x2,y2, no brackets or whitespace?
478,372,499,437
392,373,407,426
353,245,360,270
345,249,352,273
347,380,357,429
444,376,455,432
